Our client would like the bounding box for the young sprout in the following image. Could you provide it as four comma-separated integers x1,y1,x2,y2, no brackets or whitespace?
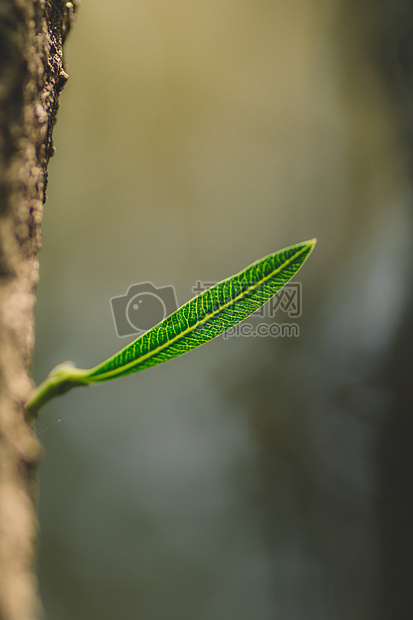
26,239,316,417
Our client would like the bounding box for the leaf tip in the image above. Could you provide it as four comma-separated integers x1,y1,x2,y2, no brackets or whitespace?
303,238,317,254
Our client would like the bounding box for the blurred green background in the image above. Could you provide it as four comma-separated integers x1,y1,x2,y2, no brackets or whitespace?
34,1,413,619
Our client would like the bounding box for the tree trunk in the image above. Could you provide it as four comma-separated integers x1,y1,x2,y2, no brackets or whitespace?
0,2,77,618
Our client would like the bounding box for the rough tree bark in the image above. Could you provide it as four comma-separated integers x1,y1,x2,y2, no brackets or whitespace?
0,2,77,619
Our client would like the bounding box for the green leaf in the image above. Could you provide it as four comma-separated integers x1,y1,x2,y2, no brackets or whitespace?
26,239,316,416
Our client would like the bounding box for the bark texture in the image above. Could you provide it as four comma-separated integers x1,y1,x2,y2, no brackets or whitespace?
0,2,77,618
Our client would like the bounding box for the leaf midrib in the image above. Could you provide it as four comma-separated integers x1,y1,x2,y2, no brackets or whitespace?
86,243,310,382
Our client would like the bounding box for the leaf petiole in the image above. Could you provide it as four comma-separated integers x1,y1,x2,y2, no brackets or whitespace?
26,363,89,418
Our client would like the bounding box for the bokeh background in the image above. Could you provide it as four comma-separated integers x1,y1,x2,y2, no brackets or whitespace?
33,1,413,619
